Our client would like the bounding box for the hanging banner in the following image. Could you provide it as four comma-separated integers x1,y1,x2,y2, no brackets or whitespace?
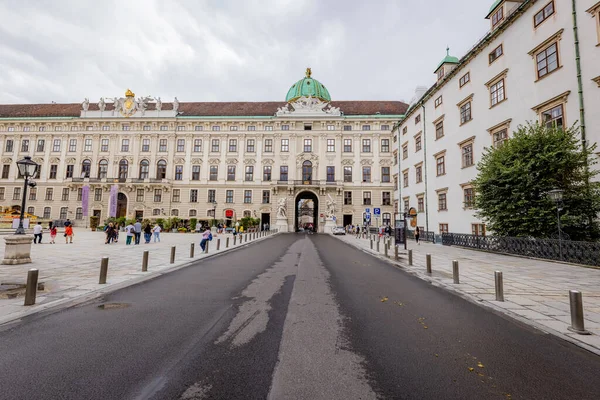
81,186,90,217
109,185,118,217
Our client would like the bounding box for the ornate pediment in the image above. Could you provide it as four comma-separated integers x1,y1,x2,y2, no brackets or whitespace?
50,157,60,163
262,158,274,165
191,158,203,165
32,157,44,164
1,158,12,164
174,157,186,164
380,159,393,166
66,157,76,164
244,158,256,165
276,96,341,117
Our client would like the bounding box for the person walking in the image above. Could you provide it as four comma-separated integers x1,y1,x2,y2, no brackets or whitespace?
199,227,211,252
415,226,421,245
144,223,152,244
125,222,135,245
65,224,74,244
134,219,142,245
355,225,361,238
105,223,114,244
33,222,43,244
152,223,161,242
49,224,57,244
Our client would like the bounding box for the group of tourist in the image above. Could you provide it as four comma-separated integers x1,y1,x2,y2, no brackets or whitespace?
104,220,162,245
31,219,74,244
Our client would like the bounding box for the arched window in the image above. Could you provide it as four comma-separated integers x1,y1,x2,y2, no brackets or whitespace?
302,160,312,182
76,207,83,220
98,159,108,179
171,209,179,216
43,207,51,219
243,210,252,218
157,160,167,179
382,212,391,226
139,159,149,179
59,207,68,219
81,159,91,178
189,209,197,217
119,159,128,180
152,208,161,216
27,206,35,215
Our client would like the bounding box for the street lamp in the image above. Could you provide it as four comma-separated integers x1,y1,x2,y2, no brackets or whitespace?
212,201,218,227
547,189,564,259
15,157,39,234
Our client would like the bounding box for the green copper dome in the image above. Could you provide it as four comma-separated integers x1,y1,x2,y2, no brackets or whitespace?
285,68,331,103
435,47,460,71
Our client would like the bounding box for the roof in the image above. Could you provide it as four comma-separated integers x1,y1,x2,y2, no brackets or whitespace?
285,68,331,103
435,47,460,72
0,101,408,119
486,0,504,18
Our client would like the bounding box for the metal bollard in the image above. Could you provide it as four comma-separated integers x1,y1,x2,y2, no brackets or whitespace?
226,237,229,248
217,238,221,251
205,240,209,254
394,245,399,261
233,235,237,245
190,243,195,258
384,243,388,257
170,246,176,264
426,254,432,274
494,271,504,301
99,257,109,284
370,239,373,250
377,241,380,252
24,268,39,306
452,260,460,284
568,290,590,334
142,250,149,272
408,249,413,266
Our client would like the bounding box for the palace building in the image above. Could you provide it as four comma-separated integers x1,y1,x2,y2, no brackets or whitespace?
0,69,407,232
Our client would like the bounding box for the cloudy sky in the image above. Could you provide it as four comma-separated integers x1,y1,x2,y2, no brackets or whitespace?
0,0,491,105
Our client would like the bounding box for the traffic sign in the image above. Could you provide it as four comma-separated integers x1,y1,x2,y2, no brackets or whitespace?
374,208,381,216
365,214,371,220
365,208,370,213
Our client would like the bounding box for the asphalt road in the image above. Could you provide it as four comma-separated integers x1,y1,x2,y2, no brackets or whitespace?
0,233,599,400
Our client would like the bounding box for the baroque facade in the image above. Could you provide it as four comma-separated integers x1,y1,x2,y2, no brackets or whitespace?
0,69,407,232
394,0,600,235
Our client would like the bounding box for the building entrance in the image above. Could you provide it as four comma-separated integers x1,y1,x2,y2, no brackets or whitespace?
117,193,128,218
343,214,352,227
261,213,271,230
295,191,319,232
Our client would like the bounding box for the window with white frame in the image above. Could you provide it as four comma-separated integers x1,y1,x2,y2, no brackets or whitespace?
303,139,312,152
489,44,503,64
362,139,371,153
193,139,202,152
211,139,219,152
142,139,150,152
327,139,335,152
281,139,289,152
436,154,446,176
84,138,92,151
264,139,273,152
403,171,409,187
460,101,472,124
490,78,505,106
461,142,474,168
246,139,255,153
459,72,470,87
381,139,390,152
435,96,443,108
177,139,185,152
229,139,237,152
343,139,352,152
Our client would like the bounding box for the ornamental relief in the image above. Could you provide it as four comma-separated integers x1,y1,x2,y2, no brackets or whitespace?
262,158,274,165
32,157,44,164
174,157,186,164
191,158,202,165
1,158,11,164
341,159,354,166
208,158,220,165
379,159,393,166
50,157,60,163
66,158,76,164
226,158,238,165
342,208,353,214
360,159,374,166
244,159,256,165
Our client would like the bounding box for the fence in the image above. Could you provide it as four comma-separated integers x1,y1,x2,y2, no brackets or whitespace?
441,233,600,267
406,229,436,243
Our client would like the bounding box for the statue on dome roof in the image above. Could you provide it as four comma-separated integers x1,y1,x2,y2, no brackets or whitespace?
305,67,312,78
155,97,162,111
98,97,106,112
81,98,89,111
173,97,180,112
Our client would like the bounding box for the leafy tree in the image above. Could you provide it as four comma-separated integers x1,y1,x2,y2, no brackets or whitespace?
473,123,600,241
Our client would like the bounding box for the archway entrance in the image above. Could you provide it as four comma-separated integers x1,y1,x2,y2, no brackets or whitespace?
117,193,128,218
295,191,319,232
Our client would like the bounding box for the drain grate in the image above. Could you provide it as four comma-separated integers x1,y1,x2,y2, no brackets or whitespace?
98,303,131,310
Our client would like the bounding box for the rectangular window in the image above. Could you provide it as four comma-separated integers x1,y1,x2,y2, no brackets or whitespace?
174,165,183,180
363,192,371,205
49,164,58,179
402,127,407,135
493,128,508,147
263,165,272,181
246,139,255,153
460,102,472,124
403,199,409,212
136,188,144,202
464,187,474,208
381,125,390,131
228,139,237,152
415,115,421,124
326,166,335,182
211,139,219,152
436,156,446,176
208,189,216,203
536,42,559,79
362,166,371,183
101,139,109,152
227,165,236,181
437,68,445,81
343,139,352,152
66,164,74,178
141,139,150,152
43,207,51,219
13,187,21,200
194,139,202,152
66,139,75,152
262,190,270,204
327,125,335,131
416,165,422,183
490,79,505,106
143,125,150,131
343,125,352,131
245,166,254,181
172,189,180,202
491,6,504,27
534,1,554,27
462,143,474,167
0,187,6,200
59,207,68,219
84,138,92,151
248,126,256,131
21,139,29,152
438,192,447,211
177,139,185,152
265,126,273,131
542,104,564,129
192,165,201,180
244,190,252,204
281,124,289,131
436,121,444,139
415,135,422,151
280,166,288,181
122,125,130,131
121,139,129,152
29,187,37,200
53,139,61,152
226,190,234,203
36,139,45,152
177,126,186,131
403,171,409,187
190,189,198,203
344,166,352,182
439,224,449,234
362,139,371,153
37,126,44,132
1,165,9,179
45,188,53,201
212,126,221,131
154,189,162,202
382,191,391,206
381,167,390,183
459,72,470,87
417,196,424,212
489,44,503,64
381,139,390,153
327,139,335,152
94,188,103,202
159,139,167,152
209,166,218,181
362,125,371,131
264,139,273,152
402,144,408,159
281,139,289,152
61,188,69,201
344,191,352,205
304,139,312,153
435,96,443,108
472,223,486,236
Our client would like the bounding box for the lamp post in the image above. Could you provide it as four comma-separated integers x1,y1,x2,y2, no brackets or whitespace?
547,189,564,260
15,157,39,234
212,201,217,227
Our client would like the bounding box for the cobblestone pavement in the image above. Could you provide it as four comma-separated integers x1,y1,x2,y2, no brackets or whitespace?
0,229,274,325
335,233,600,354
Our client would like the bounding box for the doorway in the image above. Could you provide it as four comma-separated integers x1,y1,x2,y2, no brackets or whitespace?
117,193,128,218
343,214,352,227
261,213,271,230
295,191,319,232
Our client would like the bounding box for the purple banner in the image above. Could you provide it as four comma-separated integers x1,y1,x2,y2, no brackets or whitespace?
81,186,90,217
109,185,118,217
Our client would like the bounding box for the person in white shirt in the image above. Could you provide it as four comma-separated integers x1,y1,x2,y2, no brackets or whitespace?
33,222,43,244
125,222,135,245
152,224,161,242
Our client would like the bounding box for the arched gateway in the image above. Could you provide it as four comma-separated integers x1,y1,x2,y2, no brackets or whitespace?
295,191,319,232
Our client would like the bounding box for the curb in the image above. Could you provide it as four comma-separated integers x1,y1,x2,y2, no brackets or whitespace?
0,232,280,328
333,235,600,358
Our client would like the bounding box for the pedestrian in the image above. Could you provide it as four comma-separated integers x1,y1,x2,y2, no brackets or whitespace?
65,224,74,244
49,224,57,244
32,221,43,244
199,227,211,252
355,225,361,238
134,219,142,245
195,221,201,233
64,218,71,228
152,223,161,242
114,223,120,243
125,222,135,245
105,222,114,244
415,226,420,245
144,223,152,244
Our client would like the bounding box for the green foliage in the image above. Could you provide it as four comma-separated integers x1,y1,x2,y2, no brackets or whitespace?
89,215,99,229
156,218,165,229
239,216,260,230
473,123,600,241
190,218,198,229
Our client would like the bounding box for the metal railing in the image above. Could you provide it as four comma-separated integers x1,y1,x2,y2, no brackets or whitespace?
406,229,435,243
441,233,600,266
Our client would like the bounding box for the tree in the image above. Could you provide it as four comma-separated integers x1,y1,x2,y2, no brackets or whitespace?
473,123,600,241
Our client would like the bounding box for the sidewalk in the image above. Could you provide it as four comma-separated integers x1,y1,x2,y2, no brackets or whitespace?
0,230,274,326
335,233,600,354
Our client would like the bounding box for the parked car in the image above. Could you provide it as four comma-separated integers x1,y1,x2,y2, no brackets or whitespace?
332,226,346,235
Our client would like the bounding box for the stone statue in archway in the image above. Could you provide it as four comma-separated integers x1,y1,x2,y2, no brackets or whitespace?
277,197,287,219
326,194,336,218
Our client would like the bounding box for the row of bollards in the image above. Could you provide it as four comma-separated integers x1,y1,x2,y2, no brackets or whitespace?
21,229,276,307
